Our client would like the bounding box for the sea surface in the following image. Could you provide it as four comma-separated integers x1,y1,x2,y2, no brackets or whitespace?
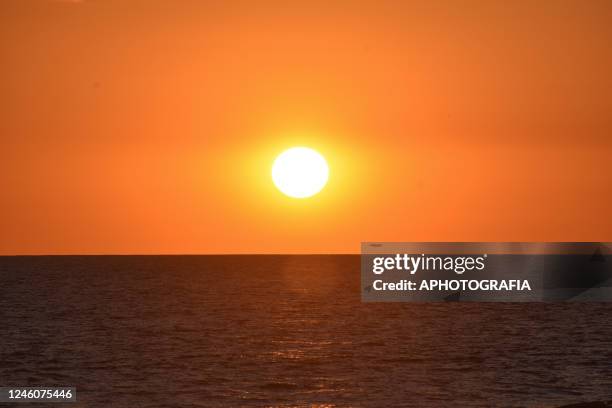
0,255,611,408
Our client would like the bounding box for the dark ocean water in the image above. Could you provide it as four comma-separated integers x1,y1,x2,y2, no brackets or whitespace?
0,255,611,408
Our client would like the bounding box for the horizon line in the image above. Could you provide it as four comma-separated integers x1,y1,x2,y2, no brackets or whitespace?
0,253,361,257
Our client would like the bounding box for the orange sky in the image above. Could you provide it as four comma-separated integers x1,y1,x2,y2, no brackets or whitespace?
1,0,611,254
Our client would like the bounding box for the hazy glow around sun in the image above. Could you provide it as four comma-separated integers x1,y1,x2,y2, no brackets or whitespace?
272,147,329,198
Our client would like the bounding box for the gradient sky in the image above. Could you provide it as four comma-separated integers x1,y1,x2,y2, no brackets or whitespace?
1,0,611,254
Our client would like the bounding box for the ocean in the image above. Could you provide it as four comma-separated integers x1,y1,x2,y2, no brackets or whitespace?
1,255,611,407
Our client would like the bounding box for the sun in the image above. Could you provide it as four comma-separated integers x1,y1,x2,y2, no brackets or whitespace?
272,147,329,198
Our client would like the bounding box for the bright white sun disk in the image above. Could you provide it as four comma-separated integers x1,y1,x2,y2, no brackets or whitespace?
272,147,329,198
